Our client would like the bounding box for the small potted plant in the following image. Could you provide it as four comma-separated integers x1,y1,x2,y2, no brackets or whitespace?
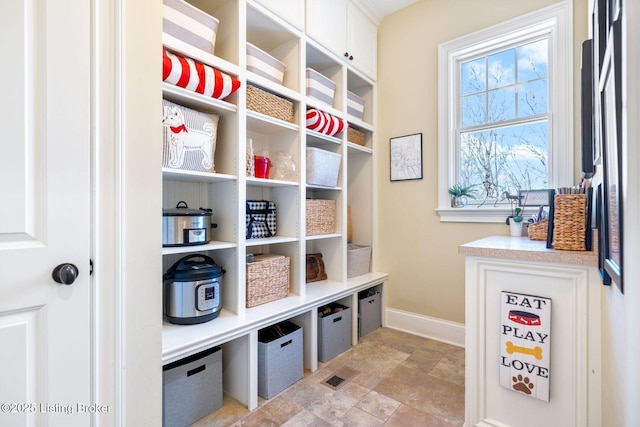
506,207,524,236
448,184,476,208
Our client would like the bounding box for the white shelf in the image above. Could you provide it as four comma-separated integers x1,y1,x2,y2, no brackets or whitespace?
162,168,237,183
160,0,381,413
245,236,298,247
162,272,388,364
306,184,343,191
162,241,237,255
162,83,238,115
306,233,341,241
347,142,373,155
246,177,298,188
246,110,300,133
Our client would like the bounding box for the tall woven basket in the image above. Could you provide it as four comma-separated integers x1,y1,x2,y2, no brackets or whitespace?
551,194,587,250
246,254,290,307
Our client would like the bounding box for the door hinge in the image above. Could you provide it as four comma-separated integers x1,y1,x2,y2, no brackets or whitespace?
90,259,94,276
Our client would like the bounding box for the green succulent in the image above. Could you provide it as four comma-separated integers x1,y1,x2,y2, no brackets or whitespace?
448,184,477,198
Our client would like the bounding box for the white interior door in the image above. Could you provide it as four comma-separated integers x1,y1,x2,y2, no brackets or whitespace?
0,1,91,426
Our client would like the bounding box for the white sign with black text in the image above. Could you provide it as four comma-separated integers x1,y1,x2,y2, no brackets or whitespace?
500,291,551,401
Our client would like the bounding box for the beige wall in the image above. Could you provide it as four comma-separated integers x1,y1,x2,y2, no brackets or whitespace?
376,0,588,324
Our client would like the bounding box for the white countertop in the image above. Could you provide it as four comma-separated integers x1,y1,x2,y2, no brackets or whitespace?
458,235,598,266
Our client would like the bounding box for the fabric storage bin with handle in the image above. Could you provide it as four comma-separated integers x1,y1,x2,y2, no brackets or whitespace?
358,285,382,337
258,320,303,399
245,200,276,239
163,0,219,54
317,302,351,362
163,346,222,427
162,99,219,172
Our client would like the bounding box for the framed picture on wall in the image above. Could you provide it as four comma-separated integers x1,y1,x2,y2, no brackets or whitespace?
390,133,423,181
599,18,623,292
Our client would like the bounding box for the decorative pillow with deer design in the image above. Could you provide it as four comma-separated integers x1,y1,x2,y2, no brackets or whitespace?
162,99,220,173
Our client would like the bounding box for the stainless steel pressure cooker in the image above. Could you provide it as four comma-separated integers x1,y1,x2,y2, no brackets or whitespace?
163,201,217,247
164,254,225,325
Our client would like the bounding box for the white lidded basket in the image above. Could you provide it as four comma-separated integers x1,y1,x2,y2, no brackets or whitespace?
306,147,341,187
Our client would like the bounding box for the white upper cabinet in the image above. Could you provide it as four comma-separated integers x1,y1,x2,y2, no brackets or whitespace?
253,0,305,30
346,2,377,79
306,0,377,79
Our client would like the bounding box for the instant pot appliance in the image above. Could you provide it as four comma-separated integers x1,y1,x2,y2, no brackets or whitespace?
164,254,224,325
163,201,217,247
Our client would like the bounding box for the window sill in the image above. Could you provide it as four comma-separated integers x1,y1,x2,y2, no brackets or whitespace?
436,207,512,223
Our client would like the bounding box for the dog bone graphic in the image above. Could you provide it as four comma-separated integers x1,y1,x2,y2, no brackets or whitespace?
506,341,543,360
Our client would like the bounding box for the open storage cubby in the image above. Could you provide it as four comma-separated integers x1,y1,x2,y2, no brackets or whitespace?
160,0,385,417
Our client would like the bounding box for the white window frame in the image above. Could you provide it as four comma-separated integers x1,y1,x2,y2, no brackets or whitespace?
437,1,573,223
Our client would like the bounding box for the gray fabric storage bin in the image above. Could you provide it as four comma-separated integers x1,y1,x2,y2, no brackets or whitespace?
163,346,222,427
318,303,351,362
358,285,382,337
258,320,303,399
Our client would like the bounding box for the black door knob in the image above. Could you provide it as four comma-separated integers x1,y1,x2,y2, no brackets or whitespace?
52,263,79,285
344,52,349,58
349,55,353,60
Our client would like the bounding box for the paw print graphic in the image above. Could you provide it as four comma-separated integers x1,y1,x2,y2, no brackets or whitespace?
512,374,534,395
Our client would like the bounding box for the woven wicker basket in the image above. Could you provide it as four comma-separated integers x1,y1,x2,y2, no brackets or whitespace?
246,254,290,307
306,199,336,235
528,219,549,241
347,127,365,146
552,194,587,250
246,84,294,123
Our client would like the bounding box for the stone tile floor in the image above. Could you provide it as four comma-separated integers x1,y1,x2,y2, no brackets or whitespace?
194,327,465,426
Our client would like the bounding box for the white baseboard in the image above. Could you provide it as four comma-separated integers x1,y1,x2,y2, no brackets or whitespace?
385,308,465,348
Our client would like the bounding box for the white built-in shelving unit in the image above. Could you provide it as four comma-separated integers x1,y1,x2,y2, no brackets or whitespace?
161,0,386,411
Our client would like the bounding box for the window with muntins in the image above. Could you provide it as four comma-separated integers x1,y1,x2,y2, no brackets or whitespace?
437,2,573,223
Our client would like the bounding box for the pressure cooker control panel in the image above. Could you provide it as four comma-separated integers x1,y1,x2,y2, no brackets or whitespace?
196,281,220,312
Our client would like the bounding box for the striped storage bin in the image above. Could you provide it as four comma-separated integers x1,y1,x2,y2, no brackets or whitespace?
306,68,336,107
347,91,365,120
163,0,219,54
247,42,286,85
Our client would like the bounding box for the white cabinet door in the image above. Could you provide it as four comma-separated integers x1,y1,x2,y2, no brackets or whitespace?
347,1,377,79
255,0,305,30
306,0,347,56
306,0,377,79
0,1,91,426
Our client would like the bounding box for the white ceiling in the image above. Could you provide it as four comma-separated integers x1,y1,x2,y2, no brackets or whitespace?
366,0,419,18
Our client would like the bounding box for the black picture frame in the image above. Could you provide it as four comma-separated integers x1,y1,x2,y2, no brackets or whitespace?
390,133,423,181
596,183,612,285
580,39,594,177
599,17,623,292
